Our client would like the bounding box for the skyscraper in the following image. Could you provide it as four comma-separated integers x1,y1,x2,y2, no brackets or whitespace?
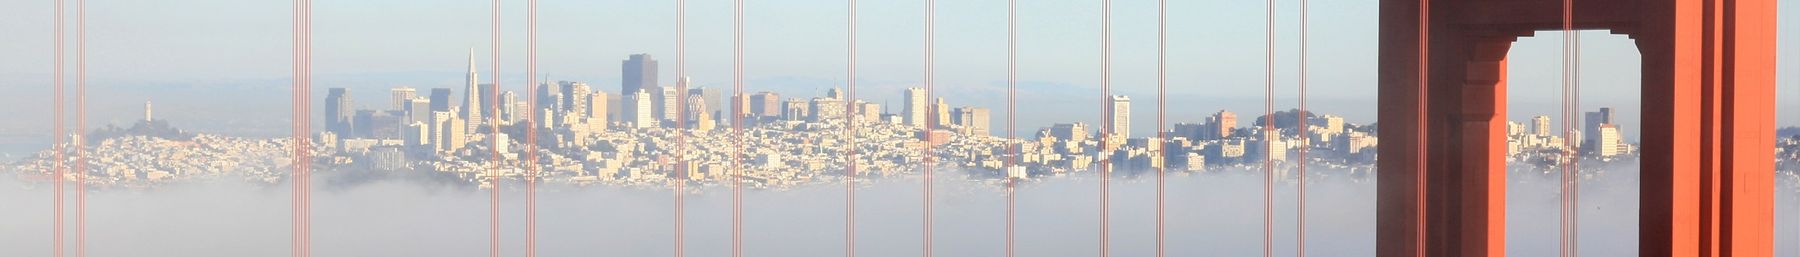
1049,123,1090,142
391,87,416,110
405,122,430,147
658,84,681,126
354,110,404,140
690,87,721,118
461,49,484,131
1321,114,1345,135
686,94,709,127
782,99,810,121
1204,110,1237,140
622,54,659,96
1108,95,1130,138
429,88,454,112
751,92,781,117
1584,107,1613,148
325,88,355,136
809,96,845,123
1596,124,1624,157
1532,115,1553,137
857,102,881,122
952,107,991,136
442,112,468,153
903,88,926,127
930,98,951,128
629,90,655,128
1506,121,1525,137
730,93,750,122
499,91,520,124
405,97,431,125
588,90,609,123
429,111,453,152
559,81,591,114
538,81,560,111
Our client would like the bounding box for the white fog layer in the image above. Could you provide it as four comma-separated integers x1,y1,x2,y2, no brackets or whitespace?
2,165,1797,256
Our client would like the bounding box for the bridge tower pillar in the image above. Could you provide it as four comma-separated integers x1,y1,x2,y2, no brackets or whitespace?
1375,0,1777,256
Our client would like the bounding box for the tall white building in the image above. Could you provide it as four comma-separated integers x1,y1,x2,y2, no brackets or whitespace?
1583,107,1614,150
144,100,154,122
903,87,926,127
630,90,656,128
1596,124,1624,157
498,90,519,124
1108,95,1130,138
657,80,684,125
930,98,950,128
461,49,484,132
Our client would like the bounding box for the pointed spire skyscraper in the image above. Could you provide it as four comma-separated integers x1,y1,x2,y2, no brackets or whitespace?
462,48,484,131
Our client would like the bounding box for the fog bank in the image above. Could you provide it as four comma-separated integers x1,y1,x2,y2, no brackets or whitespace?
1,165,1796,256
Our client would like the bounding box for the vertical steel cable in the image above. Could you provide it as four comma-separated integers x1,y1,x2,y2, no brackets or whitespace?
525,0,540,255
487,0,503,255
73,0,87,255
1155,0,1167,256
1100,0,1113,256
52,0,66,255
1262,0,1276,255
293,0,313,255
922,0,936,255
731,0,745,255
845,0,859,255
1414,0,1430,255
1296,0,1311,254
1558,0,1576,255
1005,0,1018,256
1569,23,1582,257
674,0,688,255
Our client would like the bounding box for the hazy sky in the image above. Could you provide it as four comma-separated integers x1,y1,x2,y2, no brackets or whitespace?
0,0,1795,139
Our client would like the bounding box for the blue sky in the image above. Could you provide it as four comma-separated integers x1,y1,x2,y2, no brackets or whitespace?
0,0,1794,138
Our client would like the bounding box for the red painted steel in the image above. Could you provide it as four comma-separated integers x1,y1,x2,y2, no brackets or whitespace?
1005,0,1018,256
1375,0,1779,256
674,1,688,256
845,0,859,256
1155,0,1168,256
922,0,936,256
487,0,502,256
74,0,87,255
731,1,745,256
525,0,541,256
52,0,66,255
1297,0,1311,255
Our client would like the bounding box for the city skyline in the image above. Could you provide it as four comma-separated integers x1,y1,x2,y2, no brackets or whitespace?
2,0,1797,256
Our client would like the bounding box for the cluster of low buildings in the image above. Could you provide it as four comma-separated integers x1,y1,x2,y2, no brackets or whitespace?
10,132,298,186
1505,107,1640,168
